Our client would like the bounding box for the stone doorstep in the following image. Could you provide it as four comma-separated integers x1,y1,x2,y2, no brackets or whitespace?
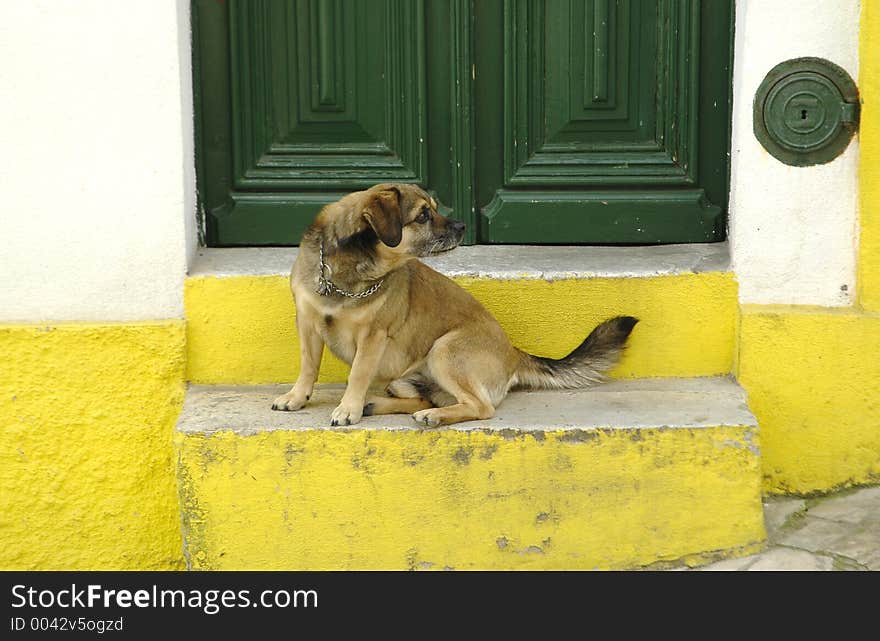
174,376,765,570
176,375,756,436
188,242,731,280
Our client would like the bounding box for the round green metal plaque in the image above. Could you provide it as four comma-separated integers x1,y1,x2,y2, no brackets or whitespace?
753,57,860,166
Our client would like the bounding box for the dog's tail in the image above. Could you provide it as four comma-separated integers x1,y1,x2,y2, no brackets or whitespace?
513,316,639,390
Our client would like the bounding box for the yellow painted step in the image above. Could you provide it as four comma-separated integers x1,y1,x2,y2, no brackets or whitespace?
185,245,738,384
174,377,765,570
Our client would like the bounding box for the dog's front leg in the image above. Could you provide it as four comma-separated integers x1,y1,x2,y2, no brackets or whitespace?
330,331,387,426
272,314,324,411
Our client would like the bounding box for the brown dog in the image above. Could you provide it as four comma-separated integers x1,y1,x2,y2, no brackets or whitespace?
272,183,638,427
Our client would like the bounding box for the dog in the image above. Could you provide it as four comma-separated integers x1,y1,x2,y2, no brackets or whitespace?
271,183,638,427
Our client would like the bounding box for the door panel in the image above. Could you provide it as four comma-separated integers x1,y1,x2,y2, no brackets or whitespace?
475,0,732,244
230,0,426,189
195,0,475,245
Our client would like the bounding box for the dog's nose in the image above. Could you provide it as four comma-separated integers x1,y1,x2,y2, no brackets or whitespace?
451,220,466,233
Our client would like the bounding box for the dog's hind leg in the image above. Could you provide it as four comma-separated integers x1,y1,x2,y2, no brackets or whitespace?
411,387,495,427
385,367,456,407
362,395,432,416
410,336,507,427
385,377,425,399
384,366,430,399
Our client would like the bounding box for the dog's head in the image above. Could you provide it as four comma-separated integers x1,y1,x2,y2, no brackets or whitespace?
314,183,465,258
361,183,466,257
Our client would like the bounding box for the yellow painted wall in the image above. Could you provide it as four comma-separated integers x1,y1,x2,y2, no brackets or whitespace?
861,1,880,311
185,272,738,384
739,307,880,495
729,6,880,496
0,322,186,570
177,425,764,570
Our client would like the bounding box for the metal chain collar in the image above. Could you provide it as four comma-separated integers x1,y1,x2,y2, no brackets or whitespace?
315,241,384,299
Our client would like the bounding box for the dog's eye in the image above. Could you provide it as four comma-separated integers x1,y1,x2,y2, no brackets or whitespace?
415,208,430,223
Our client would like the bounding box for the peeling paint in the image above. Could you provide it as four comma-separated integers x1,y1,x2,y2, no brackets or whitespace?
479,444,498,460
176,424,765,570
284,443,303,464
535,511,561,526
557,430,600,444
451,446,473,465
401,447,424,467
519,546,544,555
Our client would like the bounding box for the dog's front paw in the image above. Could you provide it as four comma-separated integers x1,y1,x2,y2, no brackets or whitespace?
330,402,363,426
412,408,442,428
271,391,309,411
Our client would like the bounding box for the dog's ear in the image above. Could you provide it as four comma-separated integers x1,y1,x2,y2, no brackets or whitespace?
363,187,403,248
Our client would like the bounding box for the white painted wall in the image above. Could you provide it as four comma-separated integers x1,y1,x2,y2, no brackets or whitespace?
0,0,196,322
730,0,860,306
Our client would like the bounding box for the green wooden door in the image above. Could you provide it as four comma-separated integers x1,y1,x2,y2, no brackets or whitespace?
194,0,733,246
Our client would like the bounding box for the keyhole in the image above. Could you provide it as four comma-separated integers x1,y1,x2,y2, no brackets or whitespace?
801,109,808,120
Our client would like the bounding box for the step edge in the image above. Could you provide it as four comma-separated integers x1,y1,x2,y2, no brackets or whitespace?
188,242,731,280
176,422,759,437
175,376,758,436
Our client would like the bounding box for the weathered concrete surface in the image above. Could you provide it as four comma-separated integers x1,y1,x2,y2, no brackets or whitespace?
174,377,763,570
189,243,730,279
694,486,880,571
762,497,807,534
698,548,835,571
177,377,756,435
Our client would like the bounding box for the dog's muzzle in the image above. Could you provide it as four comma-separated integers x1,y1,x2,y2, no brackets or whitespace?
436,222,466,254
418,220,467,256
444,220,466,246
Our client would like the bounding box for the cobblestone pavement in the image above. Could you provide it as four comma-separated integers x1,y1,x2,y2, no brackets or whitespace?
693,485,880,571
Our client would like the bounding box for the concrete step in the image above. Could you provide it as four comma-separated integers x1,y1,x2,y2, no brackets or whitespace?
184,244,738,384
174,376,765,570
